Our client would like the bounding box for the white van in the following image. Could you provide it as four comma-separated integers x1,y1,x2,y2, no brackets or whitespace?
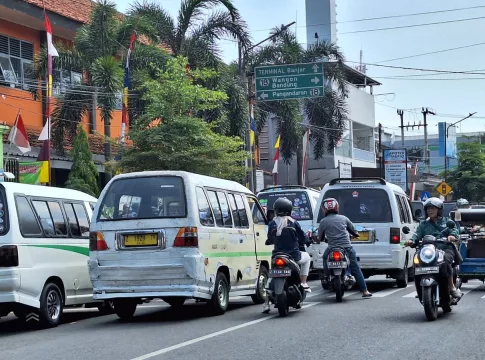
311,178,418,288
89,171,271,319
257,185,320,270
0,182,106,328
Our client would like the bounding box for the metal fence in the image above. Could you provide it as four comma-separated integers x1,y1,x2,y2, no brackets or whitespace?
4,158,19,182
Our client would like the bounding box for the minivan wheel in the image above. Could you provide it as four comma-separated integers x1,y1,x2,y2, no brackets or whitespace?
208,272,229,315
396,260,409,288
251,266,268,304
39,283,64,328
113,299,137,320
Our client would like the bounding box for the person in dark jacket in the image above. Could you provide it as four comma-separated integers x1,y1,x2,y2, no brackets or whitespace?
262,197,311,313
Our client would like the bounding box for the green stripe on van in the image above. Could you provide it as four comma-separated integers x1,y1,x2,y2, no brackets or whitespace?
25,244,89,256
204,251,272,258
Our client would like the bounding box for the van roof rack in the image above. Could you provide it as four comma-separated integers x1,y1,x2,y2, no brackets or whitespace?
258,185,319,193
329,177,387,186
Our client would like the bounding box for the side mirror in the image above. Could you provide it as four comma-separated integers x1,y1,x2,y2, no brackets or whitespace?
402,226,411,234
414,209,422,219
446,220,456,229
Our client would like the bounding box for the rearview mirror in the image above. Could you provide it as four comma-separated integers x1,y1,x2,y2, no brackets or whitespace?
446,220,456,229
414,209,422,218
402,226,410,234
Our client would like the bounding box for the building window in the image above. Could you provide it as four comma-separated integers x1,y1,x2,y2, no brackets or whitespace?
0,34,34,90
53,67,83,96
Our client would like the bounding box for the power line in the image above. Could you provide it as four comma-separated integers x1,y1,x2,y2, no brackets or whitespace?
344,61,485,75
375,76,485,81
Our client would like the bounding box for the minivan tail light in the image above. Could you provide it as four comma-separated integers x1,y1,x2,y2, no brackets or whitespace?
0,245,18,267
174,227,198,247
390,228,401,244
89,232,108,251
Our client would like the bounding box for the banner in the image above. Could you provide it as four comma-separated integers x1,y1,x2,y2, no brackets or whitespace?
19,161,43,184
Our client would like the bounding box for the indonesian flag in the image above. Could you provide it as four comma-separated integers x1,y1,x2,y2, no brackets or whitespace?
38,117,50,141
44,12,59,57
272,135,280,174
8,113,31,154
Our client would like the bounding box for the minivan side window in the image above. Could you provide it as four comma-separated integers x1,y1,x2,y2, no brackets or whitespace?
15,196,42,236
247,196,266,225
217,191,233,228
206,190,224,227
32,200,56,236
196,187,215,227
72,203,90,237
227,193,241,227
395,195,406,224
48,201,68,236
64,203,81,236
235,194,249,228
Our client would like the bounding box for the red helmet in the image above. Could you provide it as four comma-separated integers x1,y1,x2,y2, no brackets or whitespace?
323,198,339,216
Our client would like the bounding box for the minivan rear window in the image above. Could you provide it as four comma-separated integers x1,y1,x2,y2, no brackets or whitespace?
257,191,312,220
317,188,393,223
97,176,187,221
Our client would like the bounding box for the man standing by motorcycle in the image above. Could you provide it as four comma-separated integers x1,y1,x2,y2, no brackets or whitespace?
404,197,463,299
261,197,312,313
318,198,372,298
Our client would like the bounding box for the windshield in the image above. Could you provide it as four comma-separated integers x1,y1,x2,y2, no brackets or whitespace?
97,176,187,221
317,188,393,223
257,191,312,220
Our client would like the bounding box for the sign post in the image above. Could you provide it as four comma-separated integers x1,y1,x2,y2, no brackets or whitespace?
255,62,325,102
420,191,431,202
383,149,408,192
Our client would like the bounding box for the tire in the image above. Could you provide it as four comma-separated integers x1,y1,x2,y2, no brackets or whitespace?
39,283,64,328
208,272,229,315
97,300,115,315
162,297,186,307
423,286,438,321
113,299,137,320
251,266,269,304
396,259,409,288
334,276,343,303
276,292,289,317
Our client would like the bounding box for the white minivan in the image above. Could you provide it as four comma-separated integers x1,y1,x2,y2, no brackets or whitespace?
311,178,418,288
0,182,107,328
89,171,271,319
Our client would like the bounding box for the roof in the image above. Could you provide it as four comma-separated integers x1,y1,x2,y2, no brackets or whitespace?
323,177,405,193
1,181,98,201
341,63,381,87
105,171,252,195
257,185,321,195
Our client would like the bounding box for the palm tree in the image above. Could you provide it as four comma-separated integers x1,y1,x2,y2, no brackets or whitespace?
33,0,168,182
248,26,349,184
129,0,250,137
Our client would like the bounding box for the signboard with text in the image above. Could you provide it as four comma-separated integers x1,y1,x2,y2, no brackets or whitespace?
338,161,352,178
383,149,407,192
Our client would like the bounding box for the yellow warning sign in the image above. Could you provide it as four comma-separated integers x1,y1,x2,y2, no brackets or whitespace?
436,181,452,196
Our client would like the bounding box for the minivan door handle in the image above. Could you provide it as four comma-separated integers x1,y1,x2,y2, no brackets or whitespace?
256,232,260,236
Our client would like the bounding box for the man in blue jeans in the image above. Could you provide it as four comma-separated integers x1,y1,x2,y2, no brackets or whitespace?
318,198,372,298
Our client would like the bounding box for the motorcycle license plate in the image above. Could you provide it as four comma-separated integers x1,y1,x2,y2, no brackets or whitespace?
328,261,347,268
269,268,291,277
415,266,439,275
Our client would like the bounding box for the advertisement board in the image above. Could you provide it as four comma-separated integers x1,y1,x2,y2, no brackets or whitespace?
383,149,407,192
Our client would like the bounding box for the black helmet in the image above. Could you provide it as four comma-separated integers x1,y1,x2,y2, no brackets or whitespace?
274,197,293,216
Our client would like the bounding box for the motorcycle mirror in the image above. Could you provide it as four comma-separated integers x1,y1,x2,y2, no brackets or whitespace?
446,220,456,229
402,226,410,234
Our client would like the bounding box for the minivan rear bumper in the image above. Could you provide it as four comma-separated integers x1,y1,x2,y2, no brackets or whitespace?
88,258,213,300
358,250,408,269
0,268,20,303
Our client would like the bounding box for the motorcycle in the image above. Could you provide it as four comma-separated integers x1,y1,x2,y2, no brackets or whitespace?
266,253,307,317
322,247,356,302
402,221,461,321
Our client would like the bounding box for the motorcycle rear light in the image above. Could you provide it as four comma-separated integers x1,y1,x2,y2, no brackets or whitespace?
331,251,341,261
274,258,286,267
390,228,401,244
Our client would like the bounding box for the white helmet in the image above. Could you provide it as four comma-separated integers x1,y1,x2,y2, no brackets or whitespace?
456,198,469,209
424,197,443,216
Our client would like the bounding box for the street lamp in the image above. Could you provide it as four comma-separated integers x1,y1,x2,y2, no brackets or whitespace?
444,112,476,181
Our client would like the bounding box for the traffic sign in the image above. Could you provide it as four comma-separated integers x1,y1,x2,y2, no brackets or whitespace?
420,192,431,202
255,62,324,101
436,181,452,196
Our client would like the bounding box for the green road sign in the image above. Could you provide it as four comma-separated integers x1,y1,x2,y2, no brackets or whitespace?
255,62,324,101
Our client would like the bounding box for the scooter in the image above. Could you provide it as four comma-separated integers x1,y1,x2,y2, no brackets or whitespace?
266,253,307,317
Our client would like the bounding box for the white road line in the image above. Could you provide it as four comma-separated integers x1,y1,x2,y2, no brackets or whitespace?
372,285,411,298
403,291,417,298
129,302,321,360
461,284,481,294
326,290,358,298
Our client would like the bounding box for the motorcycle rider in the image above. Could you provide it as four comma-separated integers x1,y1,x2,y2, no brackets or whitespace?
404,197,463,299
262,197,312,313
318,198,372,298
456,198,471,210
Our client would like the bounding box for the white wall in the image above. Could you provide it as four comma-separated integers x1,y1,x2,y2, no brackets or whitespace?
346,84,376,128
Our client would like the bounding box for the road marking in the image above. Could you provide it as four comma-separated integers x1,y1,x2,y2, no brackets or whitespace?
326,290,358,298
372,285,411,298
129,302,321,360
403,291,417,298
461,284,481,294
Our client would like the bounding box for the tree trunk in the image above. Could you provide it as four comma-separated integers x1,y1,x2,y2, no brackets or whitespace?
296,142,303,186
104,120,112,184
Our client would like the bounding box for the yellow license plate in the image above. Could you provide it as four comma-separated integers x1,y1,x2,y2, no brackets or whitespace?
124,233,158,247
355,231,369,241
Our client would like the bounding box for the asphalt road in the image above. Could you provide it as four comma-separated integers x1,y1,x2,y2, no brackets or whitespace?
2,277,485,360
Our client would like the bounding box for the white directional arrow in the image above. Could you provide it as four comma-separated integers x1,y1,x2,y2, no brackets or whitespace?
259,92,268,100
26,312,39,322
312,64,319,72
311,76,320,84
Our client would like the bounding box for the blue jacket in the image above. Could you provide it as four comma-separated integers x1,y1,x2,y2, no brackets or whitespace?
265,219,307,262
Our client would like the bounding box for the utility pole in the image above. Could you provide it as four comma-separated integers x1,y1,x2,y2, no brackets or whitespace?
378,122,383,176
422,108,435,174
239,21,296,193
400,116,429,171
397,109,404,147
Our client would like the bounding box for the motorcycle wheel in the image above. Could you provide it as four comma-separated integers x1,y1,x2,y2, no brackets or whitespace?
423,287,438,321
276,292,289,317
334,276,343,303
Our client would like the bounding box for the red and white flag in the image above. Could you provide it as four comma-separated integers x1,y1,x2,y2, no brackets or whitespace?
8,113,31,154
44,12,59,57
